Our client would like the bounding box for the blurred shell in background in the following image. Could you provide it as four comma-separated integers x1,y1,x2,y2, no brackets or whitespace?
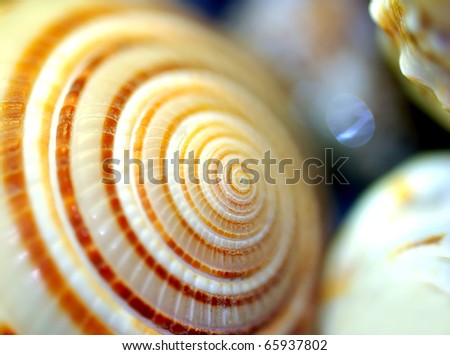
229,0,415,186
319,153,450,334
371,0,450,131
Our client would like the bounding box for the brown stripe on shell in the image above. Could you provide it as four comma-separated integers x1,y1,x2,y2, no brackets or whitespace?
159,110,269,238
0,325,16,335
0,6,120,335
134,103,268,273
176,125,265,230
55,46,292,334
390,234,446,259
0,0,319,335
104,68,274,277
132,100,278,272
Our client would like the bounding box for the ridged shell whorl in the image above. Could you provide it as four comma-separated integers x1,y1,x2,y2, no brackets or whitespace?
370,0,450,130
0,0,322,334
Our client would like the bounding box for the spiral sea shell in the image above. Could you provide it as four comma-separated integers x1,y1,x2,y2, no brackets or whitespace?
320,153,450,334
0,0,323,334
370,0,450,130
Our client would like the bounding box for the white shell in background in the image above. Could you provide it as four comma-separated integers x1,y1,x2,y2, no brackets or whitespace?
320,153,450,334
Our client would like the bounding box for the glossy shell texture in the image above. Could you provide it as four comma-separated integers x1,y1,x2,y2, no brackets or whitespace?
0,0,322,334
320,153,450,334
370,0,450,130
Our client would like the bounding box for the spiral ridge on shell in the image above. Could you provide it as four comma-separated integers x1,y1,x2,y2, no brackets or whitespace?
0,0,322,334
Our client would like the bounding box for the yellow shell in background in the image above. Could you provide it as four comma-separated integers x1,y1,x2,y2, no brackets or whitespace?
0,0,322,334
370,0,450,130
320,153,450,334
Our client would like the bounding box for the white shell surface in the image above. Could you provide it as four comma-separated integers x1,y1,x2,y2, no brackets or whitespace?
320,153,450,334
